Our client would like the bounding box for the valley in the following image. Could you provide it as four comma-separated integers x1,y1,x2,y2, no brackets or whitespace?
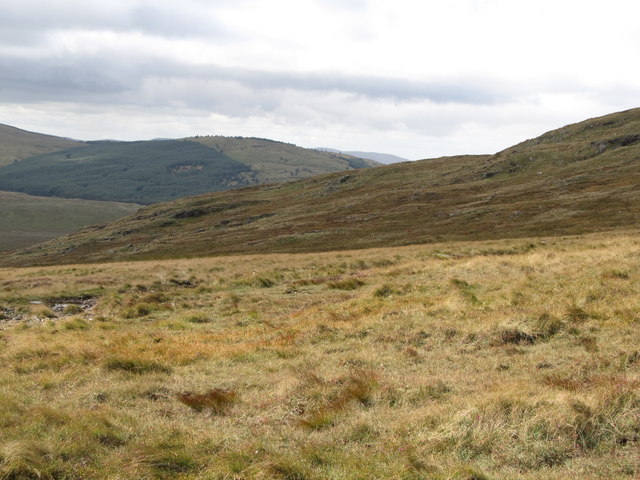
0,191,140,252
0,108,638,479
3,108,639,267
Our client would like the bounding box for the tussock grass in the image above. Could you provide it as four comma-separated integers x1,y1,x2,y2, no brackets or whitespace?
177,388,238,414
327,278,365,290
105,358,172,375
0,232,640,478
0,441,53,480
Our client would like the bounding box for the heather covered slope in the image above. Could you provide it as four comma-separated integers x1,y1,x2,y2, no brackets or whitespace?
3,108,639,267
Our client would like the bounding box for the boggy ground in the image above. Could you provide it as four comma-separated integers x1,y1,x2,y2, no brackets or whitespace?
0,231,639,479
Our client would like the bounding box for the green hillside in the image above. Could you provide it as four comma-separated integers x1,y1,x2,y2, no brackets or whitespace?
0,140,252,204
0,123,83,166
0,134,379,205
3,108,638,267
0,190,140,251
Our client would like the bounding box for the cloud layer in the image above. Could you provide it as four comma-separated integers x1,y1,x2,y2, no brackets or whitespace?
1,0,639,158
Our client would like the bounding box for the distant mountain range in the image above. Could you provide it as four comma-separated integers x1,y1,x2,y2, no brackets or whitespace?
4,107,639,266
316,148,409,164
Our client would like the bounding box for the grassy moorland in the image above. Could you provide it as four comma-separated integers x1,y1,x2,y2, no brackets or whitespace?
0,191,140,252
5,108,639,267
1,232,639,479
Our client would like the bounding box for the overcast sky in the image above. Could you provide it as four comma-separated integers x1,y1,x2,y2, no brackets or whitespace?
1,0,639,159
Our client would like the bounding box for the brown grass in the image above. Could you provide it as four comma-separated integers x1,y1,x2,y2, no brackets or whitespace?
0,232,639,478
176,388,238,414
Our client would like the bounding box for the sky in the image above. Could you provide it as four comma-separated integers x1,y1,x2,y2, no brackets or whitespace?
1,0,639,160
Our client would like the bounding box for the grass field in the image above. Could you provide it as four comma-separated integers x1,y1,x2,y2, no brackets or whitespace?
1,231,638,479
0,191,140,252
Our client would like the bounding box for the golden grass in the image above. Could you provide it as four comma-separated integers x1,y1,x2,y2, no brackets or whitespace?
0,232,639,478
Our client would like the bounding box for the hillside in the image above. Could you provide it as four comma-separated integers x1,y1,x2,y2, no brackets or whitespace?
0,191,140,251
0,135,379,204
0,123,83,167
0,140,252,204
190,136,378,183
3,107,638,267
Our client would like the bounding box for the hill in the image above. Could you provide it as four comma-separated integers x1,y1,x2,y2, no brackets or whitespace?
0,123,83,167
0,135,379,204
3,107,638,267
190,136,379,182
0,191,140,251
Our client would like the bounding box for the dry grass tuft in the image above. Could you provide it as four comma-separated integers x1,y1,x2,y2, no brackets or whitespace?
105,358,172,374
177,388,238,414
300,368,379,430
0,441,52,480
327,278,365,290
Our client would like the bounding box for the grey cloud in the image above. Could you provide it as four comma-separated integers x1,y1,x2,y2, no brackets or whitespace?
0,0,233,45
0,56,130,103
0,47,510,110
130,3,235,39
229,69,508,104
